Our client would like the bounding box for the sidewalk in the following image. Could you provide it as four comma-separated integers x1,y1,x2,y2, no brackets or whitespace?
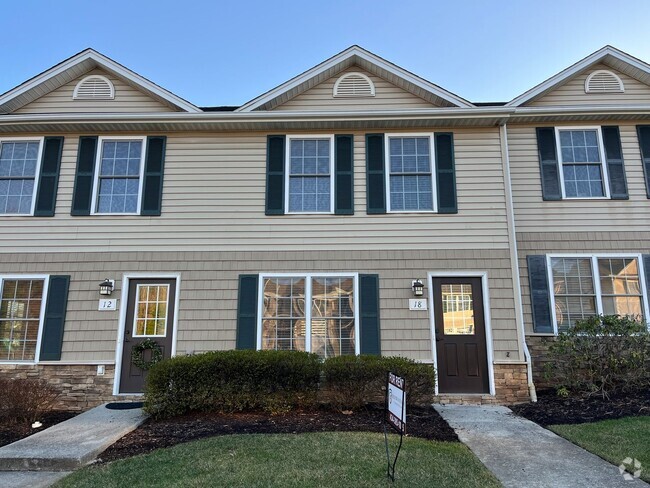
435,404,649,488
0,403,146,487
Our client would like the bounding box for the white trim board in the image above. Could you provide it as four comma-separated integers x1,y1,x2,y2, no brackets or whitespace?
112,272,182,396
427,271,496,396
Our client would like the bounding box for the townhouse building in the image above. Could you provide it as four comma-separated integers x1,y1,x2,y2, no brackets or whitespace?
0,45,648,408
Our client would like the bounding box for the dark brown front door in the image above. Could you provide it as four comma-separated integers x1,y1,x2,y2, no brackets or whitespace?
432,277,489,394
119,278,176,394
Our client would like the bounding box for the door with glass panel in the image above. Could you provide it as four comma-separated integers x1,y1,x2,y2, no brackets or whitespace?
119,279,176,393
432,277,489,394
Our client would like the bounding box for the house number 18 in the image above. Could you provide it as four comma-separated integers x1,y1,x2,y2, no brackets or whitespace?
408,299,428,311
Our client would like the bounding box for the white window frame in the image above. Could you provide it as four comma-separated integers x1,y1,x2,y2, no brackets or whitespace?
91,135,147,215
0,137,45,217
284,135,335,215
546,253,650,335
0,274,50,364
256,272,360,356
384,132,438,213
131,283,171,338
555,126,611,200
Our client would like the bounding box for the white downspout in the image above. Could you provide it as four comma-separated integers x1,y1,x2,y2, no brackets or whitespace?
499,123,537,402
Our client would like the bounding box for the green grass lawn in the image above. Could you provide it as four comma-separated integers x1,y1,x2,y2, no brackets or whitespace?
55,432,500,488
550,416,650,483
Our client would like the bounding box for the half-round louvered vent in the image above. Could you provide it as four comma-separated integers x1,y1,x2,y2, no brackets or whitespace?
73,75,115,100
584,70,624,93
333,72,375,97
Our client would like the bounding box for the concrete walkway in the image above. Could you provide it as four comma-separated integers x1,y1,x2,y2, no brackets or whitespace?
435,404,649,488
0,403,146,487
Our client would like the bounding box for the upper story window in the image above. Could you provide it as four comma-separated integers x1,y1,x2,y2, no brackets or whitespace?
549,255,648,333
92,137,146,214
333,72,375,98
73,75,115,100
259,274,358,358
385,134,436,212
0,276,47,362
0,138,43,215
286,136,334,213
584,70,624,94
556,128,609,199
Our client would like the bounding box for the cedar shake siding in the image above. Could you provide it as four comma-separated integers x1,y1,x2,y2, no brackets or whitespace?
0,249,521,363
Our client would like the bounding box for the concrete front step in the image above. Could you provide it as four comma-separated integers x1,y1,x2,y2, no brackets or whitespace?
0,404,146,471
0,470,71,488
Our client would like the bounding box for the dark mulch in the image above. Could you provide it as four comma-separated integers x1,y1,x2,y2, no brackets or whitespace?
98,404,457,463
511,388,650,427
0,411,78,448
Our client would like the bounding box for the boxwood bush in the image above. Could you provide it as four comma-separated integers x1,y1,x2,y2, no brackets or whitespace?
144,350,321,418
322,355,436,410
545,315,650,398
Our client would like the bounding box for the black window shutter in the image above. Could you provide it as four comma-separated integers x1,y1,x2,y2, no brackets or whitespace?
435,132,457,213
141,136,167,216
34,137,64,217
359,274,381,355
366,134,386,214
71,136,98,215
527,255,554,333
39,275,70,361
642,256,650,301
636,126,650,198
266,135,285,215
601,126,628,200
536,128,562,201
335,134,354,214
236,274,259,350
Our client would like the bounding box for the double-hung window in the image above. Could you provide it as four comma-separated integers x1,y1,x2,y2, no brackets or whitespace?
385,134,436,212
286,136,334,213
0,276,48,362
0,138,43,215
259,274,358,358
556,127,609,199
549,255,649,332
92,137,146,214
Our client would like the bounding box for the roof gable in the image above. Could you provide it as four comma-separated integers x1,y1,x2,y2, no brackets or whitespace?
236,46,473,111
271,66,446,111
507,46,650,107
0,49,200,114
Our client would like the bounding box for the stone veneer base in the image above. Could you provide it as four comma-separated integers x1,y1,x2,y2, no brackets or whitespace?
0,362,531,410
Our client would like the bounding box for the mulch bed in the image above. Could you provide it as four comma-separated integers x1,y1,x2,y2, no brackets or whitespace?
0,411,78,448
511,388,650,427
98,404,457,463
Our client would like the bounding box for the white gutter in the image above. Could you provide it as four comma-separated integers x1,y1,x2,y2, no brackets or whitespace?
499,123,537,402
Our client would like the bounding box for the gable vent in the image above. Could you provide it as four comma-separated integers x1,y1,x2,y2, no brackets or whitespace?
333,72,375,98
73,75,115,100
585,70,624,94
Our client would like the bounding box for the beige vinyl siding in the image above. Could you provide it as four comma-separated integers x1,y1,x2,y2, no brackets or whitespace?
14,69,178,114
272,67,439,111
0,249,520,363
508,122,650,233
528,64,650,106
0,127,510,252
517,231,650,334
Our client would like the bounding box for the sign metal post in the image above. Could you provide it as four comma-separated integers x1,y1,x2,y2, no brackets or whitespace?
384,371,406,482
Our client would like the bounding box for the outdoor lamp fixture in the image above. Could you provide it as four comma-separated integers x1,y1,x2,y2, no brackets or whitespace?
411,279,424,297
99,279,114,296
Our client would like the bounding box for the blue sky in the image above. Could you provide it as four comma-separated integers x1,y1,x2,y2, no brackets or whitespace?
2,0,650,106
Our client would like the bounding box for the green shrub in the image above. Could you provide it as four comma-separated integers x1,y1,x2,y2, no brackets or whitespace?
322,355,436,410
545,315,650,398
144,350,321,419
0,378,60,425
